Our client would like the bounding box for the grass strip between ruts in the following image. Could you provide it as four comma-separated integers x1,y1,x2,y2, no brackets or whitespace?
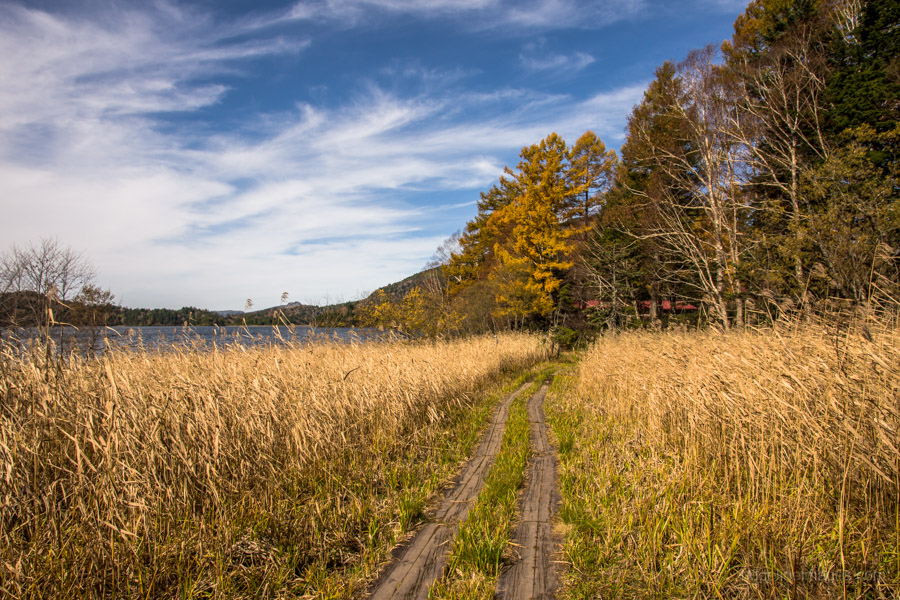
313,363,546,598
429,364,562,599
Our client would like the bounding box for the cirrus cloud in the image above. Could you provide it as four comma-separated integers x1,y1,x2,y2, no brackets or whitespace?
0,0,742,309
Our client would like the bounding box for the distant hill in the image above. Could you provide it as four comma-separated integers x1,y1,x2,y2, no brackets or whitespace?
0,290,51,327
0,269,444,328
377,267,442,299
233,267,443,327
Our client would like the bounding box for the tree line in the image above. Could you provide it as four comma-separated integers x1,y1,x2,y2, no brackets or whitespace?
3,0,896,341
588,0,899,331
399,0,898,338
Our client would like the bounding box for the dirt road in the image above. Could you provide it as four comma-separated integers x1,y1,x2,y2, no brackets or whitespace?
496,378,559,599
367,381,531,600
368,376,561,600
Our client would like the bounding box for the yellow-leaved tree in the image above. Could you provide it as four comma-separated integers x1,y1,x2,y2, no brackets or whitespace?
491,132,576,318
568,130,617,225
444,131,615,330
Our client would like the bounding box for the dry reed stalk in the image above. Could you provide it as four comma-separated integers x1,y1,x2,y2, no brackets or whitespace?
552,317,898,598
0,333,546,598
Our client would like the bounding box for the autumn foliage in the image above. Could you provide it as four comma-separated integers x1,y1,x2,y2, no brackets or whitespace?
443,131,616,330
360,0,896,338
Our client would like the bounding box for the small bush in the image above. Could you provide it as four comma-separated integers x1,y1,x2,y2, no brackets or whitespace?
552,326,579,350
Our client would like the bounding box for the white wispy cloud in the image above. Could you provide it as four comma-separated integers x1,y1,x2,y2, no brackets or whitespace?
0,1,647,309
284,0,498,25
501,0,645,28
284,0,647,29
0,4,307,130
521,51,595,72
519,39,595,73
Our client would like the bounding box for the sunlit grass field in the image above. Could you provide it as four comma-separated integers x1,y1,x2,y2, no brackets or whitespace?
5,318,898,599
549,318,900,598
0,333,547,598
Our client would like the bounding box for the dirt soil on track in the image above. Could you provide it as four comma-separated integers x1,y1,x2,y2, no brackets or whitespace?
367,376,561,600
496,378,560,599
367,381,531,600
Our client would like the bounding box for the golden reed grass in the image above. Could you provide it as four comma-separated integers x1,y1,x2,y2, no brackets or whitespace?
553,318,899,597
0,333,546,598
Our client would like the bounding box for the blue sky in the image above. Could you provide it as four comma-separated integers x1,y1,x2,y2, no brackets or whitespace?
1,0,747,310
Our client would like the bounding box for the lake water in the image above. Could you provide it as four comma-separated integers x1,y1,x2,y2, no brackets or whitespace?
2,325,395,355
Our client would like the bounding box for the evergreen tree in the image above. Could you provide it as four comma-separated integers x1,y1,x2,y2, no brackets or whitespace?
825,0,900,138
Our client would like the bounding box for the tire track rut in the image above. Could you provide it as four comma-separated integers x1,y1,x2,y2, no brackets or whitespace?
368,380,531,600
496,378,559,600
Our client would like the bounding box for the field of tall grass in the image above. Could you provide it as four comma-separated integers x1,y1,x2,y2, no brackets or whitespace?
549,318,899,598
0,333,546,598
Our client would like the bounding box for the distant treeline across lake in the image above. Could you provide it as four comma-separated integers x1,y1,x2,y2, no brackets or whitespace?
2,325,393,354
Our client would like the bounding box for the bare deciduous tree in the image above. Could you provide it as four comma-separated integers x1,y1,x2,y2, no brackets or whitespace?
1,237,95,300
727,17,833,307
1,237,96,328
628,46,751,329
